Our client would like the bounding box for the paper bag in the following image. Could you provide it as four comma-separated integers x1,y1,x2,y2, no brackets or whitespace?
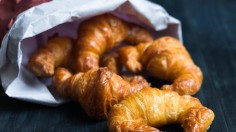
0,0,182,106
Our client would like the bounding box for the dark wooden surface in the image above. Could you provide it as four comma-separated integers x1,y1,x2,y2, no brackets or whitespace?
0,0,235,131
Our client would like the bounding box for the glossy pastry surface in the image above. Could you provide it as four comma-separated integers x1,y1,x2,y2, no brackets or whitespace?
28,36,74,77
100,53,122,74
52,67,149,119
76,13,153,72
108,87,214,132
119,37,203,95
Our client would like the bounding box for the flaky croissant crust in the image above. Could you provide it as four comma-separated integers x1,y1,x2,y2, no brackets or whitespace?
52,67,150,119
28,36,74,77
108,87,214,132
100,53,122,74
119,37,203,95
76,13,153,72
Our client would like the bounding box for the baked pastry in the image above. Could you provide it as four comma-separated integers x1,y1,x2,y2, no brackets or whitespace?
76,13,153,72
28,36,74,77
119,36,203,95
52,67,149,119
108,87,214,132
100,53,122,74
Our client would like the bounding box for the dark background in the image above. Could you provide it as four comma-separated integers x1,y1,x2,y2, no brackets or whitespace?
0,0,235,131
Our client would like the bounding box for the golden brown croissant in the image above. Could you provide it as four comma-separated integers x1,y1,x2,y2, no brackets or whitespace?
76,13,153,72
28,36,74,77
100,53,122,74
52,67,149,119
119,36,203,95
108,87,214,132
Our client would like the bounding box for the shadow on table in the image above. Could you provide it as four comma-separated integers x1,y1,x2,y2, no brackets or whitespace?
0,82,184,131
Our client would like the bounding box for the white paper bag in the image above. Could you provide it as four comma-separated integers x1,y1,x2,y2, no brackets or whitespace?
0,0,182,106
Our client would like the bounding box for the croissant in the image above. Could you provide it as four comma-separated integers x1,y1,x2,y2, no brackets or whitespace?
52,67,149,119
119,36,203,95
76,13,153,72
100,53,122,74
108,87,214,132
28,36,74,77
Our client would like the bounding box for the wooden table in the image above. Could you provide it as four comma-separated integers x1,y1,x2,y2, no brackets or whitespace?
0,0,235,131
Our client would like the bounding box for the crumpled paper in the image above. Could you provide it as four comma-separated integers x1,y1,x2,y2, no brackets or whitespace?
0,0,51,44
0,0,182,106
